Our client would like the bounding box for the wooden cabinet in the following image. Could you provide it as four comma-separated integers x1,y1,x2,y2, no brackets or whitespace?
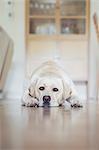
26,0,89,40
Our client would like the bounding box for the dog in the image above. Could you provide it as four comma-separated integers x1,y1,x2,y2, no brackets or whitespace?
22,61,82,109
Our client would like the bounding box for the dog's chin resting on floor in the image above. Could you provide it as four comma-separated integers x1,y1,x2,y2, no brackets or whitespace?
22,61,83,110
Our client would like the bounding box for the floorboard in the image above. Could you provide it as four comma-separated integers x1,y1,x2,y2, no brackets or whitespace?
0,99,99,150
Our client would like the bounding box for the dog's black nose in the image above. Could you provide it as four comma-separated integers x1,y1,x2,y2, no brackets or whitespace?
43,96,51,106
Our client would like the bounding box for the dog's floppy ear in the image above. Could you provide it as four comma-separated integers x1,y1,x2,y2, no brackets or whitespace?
62,79,72,101
62,77,79,103
28,77,38,98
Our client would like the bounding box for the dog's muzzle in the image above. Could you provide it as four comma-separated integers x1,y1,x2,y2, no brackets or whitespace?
43,95,51,107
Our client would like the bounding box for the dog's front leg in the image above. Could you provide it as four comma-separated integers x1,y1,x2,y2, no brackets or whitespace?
62,97,83,110
62,94,83,109
22,90,39,107
68,95,83,108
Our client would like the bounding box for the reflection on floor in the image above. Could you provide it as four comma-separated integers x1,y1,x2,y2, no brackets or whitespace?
0,99,99,150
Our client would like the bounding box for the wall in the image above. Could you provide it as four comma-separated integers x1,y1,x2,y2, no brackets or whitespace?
0,0,25,98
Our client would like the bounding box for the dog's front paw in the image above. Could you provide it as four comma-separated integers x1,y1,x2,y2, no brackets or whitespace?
62,101,71,110
23,100,39,107
71,99,83,108
22,93,39,107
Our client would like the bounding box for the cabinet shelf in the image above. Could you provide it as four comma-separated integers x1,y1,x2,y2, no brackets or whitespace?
28,34,88,41
30,15,55,19
60,16,86,19
29,16,86,19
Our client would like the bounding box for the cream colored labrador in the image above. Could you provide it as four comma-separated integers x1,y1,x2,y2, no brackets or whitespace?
22,61,82,109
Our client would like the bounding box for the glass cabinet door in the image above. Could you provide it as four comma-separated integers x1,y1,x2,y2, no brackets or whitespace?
29,0,56,35
60,0,86,35
60,0,86,16
29,0,56,16
61,19,86,34
29,18,56,35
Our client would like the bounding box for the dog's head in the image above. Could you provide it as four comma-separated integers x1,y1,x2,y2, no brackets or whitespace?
28,75,71,107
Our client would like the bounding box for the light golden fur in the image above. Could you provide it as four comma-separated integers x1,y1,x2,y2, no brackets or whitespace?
22,61,82,108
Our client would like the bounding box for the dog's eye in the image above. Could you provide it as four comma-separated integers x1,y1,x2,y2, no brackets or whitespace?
39,86,45,91
53,88,59,92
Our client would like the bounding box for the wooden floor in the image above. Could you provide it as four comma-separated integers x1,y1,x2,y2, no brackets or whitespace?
0,99,99,150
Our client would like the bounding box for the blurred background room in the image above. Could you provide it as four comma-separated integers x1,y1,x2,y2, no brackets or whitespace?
0,0,99,101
